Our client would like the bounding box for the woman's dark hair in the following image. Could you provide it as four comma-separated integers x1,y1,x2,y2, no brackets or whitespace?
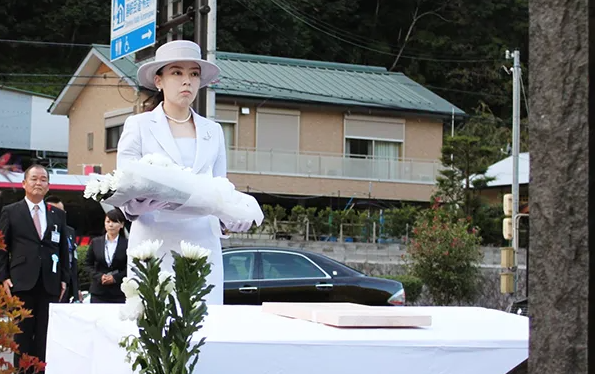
45,195,62,204
106,208,126,224
142,67,164,112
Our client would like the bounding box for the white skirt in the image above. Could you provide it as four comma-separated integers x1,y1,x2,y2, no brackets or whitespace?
126,211,224,305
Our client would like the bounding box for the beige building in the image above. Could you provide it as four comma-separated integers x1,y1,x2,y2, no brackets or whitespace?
49,45,464,204
475,153,530,210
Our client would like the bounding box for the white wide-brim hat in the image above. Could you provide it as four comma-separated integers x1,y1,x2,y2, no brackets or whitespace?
137,40,220,90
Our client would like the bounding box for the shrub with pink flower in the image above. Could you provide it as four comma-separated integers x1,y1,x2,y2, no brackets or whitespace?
405,205,483,306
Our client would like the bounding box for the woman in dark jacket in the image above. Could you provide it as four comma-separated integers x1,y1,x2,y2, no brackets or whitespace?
85,208,128,303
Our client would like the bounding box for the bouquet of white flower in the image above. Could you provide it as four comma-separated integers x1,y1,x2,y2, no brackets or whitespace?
83,153,264,226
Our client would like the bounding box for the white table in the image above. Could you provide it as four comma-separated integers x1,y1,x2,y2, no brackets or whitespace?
46,304,528,374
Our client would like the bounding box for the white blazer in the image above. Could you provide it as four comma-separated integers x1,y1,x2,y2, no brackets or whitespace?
115,103,227,305
117,102,226,178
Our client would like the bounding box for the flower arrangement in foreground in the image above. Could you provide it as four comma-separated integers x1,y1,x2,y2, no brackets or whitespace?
119,239,213,374
0,230,46,374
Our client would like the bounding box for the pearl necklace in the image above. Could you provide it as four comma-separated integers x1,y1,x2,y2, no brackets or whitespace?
164,111,192,123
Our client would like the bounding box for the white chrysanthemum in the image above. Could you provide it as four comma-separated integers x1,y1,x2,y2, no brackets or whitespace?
119,295,144,321
180,241,211,260
128,239,162,260
157,271,176,294
99,175,112,195
121,277,140,298
109,169,124,191
83,179,102,199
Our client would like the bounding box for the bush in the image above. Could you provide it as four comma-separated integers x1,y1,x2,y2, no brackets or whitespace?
381,274,423,304
405,204,482,305
76,245,91,291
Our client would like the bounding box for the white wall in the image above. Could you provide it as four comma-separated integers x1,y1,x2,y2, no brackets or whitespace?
30,96,69,152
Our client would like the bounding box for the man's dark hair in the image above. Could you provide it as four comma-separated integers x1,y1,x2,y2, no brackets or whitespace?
23,164,49,180
45,195,62,204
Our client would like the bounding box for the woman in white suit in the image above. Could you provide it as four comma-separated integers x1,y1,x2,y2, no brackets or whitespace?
116,40,251,305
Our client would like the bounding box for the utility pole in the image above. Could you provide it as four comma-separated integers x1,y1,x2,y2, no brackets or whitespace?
206,0,217,120
506,49,522,290
192,0,210,117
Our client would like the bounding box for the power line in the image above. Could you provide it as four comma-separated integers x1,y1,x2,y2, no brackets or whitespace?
0,71,508,101
520,71,529,116
0,82,127,88
0,39,96,47
266,0,500,63
271,0,492,61
231,0,332,62
221,75,508,102
424,85,508,99
0,73,133,79
0,77,506,118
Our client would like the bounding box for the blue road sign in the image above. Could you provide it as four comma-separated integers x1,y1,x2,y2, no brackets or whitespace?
110,0,157,61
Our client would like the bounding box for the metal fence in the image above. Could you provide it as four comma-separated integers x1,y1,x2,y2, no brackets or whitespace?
235,218,408,245
227,147,440,183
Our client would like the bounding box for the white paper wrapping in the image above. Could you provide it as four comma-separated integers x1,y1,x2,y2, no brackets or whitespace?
91,161,264,226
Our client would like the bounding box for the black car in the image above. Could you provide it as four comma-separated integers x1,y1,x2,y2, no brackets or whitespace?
223,247,405,306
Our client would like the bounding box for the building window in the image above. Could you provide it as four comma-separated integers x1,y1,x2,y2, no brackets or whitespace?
345,138,371,158
221,122,235,149
105,125,123,151
104,107,133,152
345,138,402,159
87,132,94,151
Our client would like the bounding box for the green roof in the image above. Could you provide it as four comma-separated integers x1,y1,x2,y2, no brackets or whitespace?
93,45,464,116
93,43,139,79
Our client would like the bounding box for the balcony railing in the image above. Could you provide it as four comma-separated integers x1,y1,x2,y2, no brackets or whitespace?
227,147,440,183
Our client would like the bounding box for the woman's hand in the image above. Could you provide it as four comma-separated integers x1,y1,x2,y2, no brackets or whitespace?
101,274,115,285
123,198,169,218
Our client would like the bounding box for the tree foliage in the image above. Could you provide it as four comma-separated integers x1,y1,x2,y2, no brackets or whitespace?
435,134,497,214
406,204,482,305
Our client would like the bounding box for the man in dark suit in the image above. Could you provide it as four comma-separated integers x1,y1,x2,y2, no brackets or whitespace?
0,165,69,365
45,195,83,303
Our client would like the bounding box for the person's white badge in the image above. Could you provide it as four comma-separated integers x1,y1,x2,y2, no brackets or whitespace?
51,225,60,243
51,254,59,273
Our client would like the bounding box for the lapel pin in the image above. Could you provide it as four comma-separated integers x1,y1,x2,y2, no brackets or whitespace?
203,131,212,140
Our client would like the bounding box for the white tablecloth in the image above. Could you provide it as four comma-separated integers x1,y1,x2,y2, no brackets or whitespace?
46,304,528,374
